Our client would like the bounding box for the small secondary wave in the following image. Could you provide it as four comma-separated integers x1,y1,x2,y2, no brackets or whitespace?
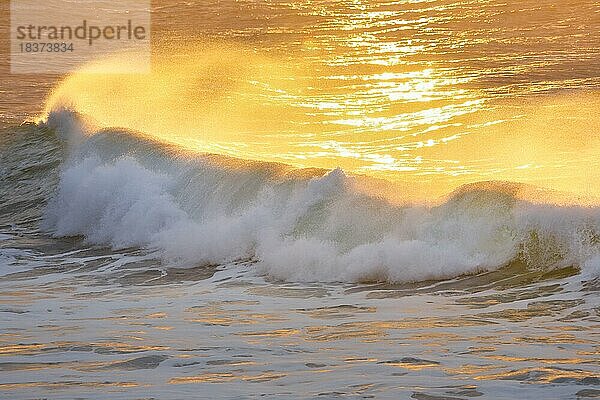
25,108,599,283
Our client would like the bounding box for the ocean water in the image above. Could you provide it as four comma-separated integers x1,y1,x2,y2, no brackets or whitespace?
1,1,600,399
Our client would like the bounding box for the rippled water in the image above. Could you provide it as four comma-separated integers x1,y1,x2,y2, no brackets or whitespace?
1,0,600,399
1,241,599,399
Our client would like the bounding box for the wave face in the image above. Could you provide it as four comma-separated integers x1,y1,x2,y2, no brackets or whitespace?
29,109,600,283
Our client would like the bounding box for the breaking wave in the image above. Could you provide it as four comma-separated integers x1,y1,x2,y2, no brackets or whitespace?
16,108,596,283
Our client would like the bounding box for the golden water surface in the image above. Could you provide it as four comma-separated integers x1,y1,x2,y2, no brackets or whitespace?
30,0,600,199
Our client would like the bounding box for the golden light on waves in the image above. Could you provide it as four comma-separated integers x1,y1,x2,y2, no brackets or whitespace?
41,41,600,201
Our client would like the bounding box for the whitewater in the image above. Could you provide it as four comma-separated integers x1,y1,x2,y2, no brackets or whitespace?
30,107,599,284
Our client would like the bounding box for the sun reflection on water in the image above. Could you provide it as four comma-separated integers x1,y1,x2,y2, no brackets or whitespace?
39,0,600,199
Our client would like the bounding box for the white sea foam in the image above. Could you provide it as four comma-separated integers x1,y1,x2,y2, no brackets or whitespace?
41,109,600,283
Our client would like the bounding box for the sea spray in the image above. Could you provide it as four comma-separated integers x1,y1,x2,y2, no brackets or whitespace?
38,109,600,283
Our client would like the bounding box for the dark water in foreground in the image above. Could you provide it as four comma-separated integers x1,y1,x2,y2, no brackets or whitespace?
1,238,599,399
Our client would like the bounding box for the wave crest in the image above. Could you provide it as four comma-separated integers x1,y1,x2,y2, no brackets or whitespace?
39,109,600,283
